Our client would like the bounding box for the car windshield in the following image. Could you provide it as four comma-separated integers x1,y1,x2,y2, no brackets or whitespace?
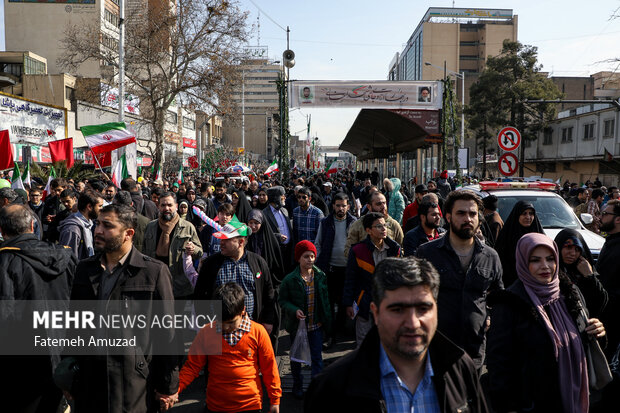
495,195,582,230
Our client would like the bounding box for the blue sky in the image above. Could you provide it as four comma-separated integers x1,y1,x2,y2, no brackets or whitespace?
3,0,620,147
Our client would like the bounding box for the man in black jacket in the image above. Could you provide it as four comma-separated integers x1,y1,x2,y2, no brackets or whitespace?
121,177,158,220
306,257,488,413
416,190,503,370
69,204,178,413
315,192,356,346
597,199,620,358
403,201,445,257
0,204,77,413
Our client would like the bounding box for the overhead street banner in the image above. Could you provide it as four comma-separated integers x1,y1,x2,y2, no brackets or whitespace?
0,92,67,145
289,81,442,110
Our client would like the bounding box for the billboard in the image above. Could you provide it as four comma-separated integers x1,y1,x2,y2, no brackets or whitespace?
101,83,140,115
289,81,442,110
0,93,66,145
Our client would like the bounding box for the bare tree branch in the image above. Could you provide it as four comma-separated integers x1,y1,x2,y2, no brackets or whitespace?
58,0,249,171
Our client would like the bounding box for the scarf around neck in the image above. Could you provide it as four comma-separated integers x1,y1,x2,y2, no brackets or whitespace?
515,233,588,413
156,213,180,257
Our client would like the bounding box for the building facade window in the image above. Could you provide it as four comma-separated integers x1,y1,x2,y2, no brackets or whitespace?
104,9,119,27
583,123,595,140
561,127,573,143
24,56,46,75
167,110,178,125
183,116,195,130
603,119,615,138
543,128,553,145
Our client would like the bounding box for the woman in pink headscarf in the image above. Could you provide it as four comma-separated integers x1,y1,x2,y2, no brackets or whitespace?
486,233,606,413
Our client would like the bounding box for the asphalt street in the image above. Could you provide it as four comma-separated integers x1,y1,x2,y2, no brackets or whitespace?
172,327,356,413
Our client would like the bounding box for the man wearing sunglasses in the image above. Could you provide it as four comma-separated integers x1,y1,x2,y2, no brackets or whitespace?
292,187,324,245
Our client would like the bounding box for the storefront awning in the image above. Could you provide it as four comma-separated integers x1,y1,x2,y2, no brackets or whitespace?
339,109,441,161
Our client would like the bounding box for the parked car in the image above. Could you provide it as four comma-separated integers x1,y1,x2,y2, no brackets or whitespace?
460,181,605,260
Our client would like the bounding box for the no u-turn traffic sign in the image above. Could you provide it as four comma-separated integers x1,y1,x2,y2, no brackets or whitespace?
498,127,521,152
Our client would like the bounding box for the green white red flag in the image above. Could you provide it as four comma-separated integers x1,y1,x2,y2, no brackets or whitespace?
327,161,339,176
265,160,278,176
42,166,57,200
80,122,136,154
21,161,31,187
177,164,184,185
11,163,24,190
112,153,129,187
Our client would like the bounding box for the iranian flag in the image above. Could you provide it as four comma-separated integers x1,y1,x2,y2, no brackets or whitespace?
265,160,278,176
42,166,57,200
327,161,339,176
21,161,31,187
177,164,184,185
11,163,24,190
155,164,163,181
80,122,136,154
112,153,129,187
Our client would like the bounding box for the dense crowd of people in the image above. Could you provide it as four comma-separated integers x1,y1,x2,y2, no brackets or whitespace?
0,166,619,413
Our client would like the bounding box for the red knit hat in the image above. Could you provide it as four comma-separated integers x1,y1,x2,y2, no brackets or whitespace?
440,170,448,179
294,240,317,262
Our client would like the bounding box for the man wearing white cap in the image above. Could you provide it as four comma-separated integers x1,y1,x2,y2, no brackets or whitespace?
323,182,334,208
195,219,277,336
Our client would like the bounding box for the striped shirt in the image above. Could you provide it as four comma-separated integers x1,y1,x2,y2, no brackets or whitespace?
379,344,440,413
303,273,320,331
216,254,256,319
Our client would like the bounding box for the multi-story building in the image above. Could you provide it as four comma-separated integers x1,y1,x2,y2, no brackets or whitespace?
222,50,282,160
383,7,518,179
388,7,517,84
525,103,620,186
4,0,122,77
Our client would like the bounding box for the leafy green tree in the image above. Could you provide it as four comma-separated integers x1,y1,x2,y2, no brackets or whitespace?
466,40,562,177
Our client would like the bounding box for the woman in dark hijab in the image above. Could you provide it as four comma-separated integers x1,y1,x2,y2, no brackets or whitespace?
554,229,608,318
246,209,285,285
310,192,329,216
495,200,544,287
232,189,252,223
257,188,269,210
487,233,606,413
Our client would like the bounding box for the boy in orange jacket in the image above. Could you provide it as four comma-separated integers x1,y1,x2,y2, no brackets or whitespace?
160,282,281,412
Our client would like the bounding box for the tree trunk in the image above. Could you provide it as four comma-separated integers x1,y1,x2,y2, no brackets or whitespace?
153,112,165,176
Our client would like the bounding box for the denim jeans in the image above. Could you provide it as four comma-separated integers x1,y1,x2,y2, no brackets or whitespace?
291,327,324,390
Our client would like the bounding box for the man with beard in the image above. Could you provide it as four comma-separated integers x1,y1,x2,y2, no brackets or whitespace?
315,192,357,347
306,258,488,413
69,204,179,413
344,191,404,258
403,201,445,256
212,180,231,211
416,190,503,370
59,190,104,259
103,182,117,204
143,192,202,298
292,187,324,244
262,186,293,270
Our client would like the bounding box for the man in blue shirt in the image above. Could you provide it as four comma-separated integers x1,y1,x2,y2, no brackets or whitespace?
306,257,488,413
293,187,324,245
